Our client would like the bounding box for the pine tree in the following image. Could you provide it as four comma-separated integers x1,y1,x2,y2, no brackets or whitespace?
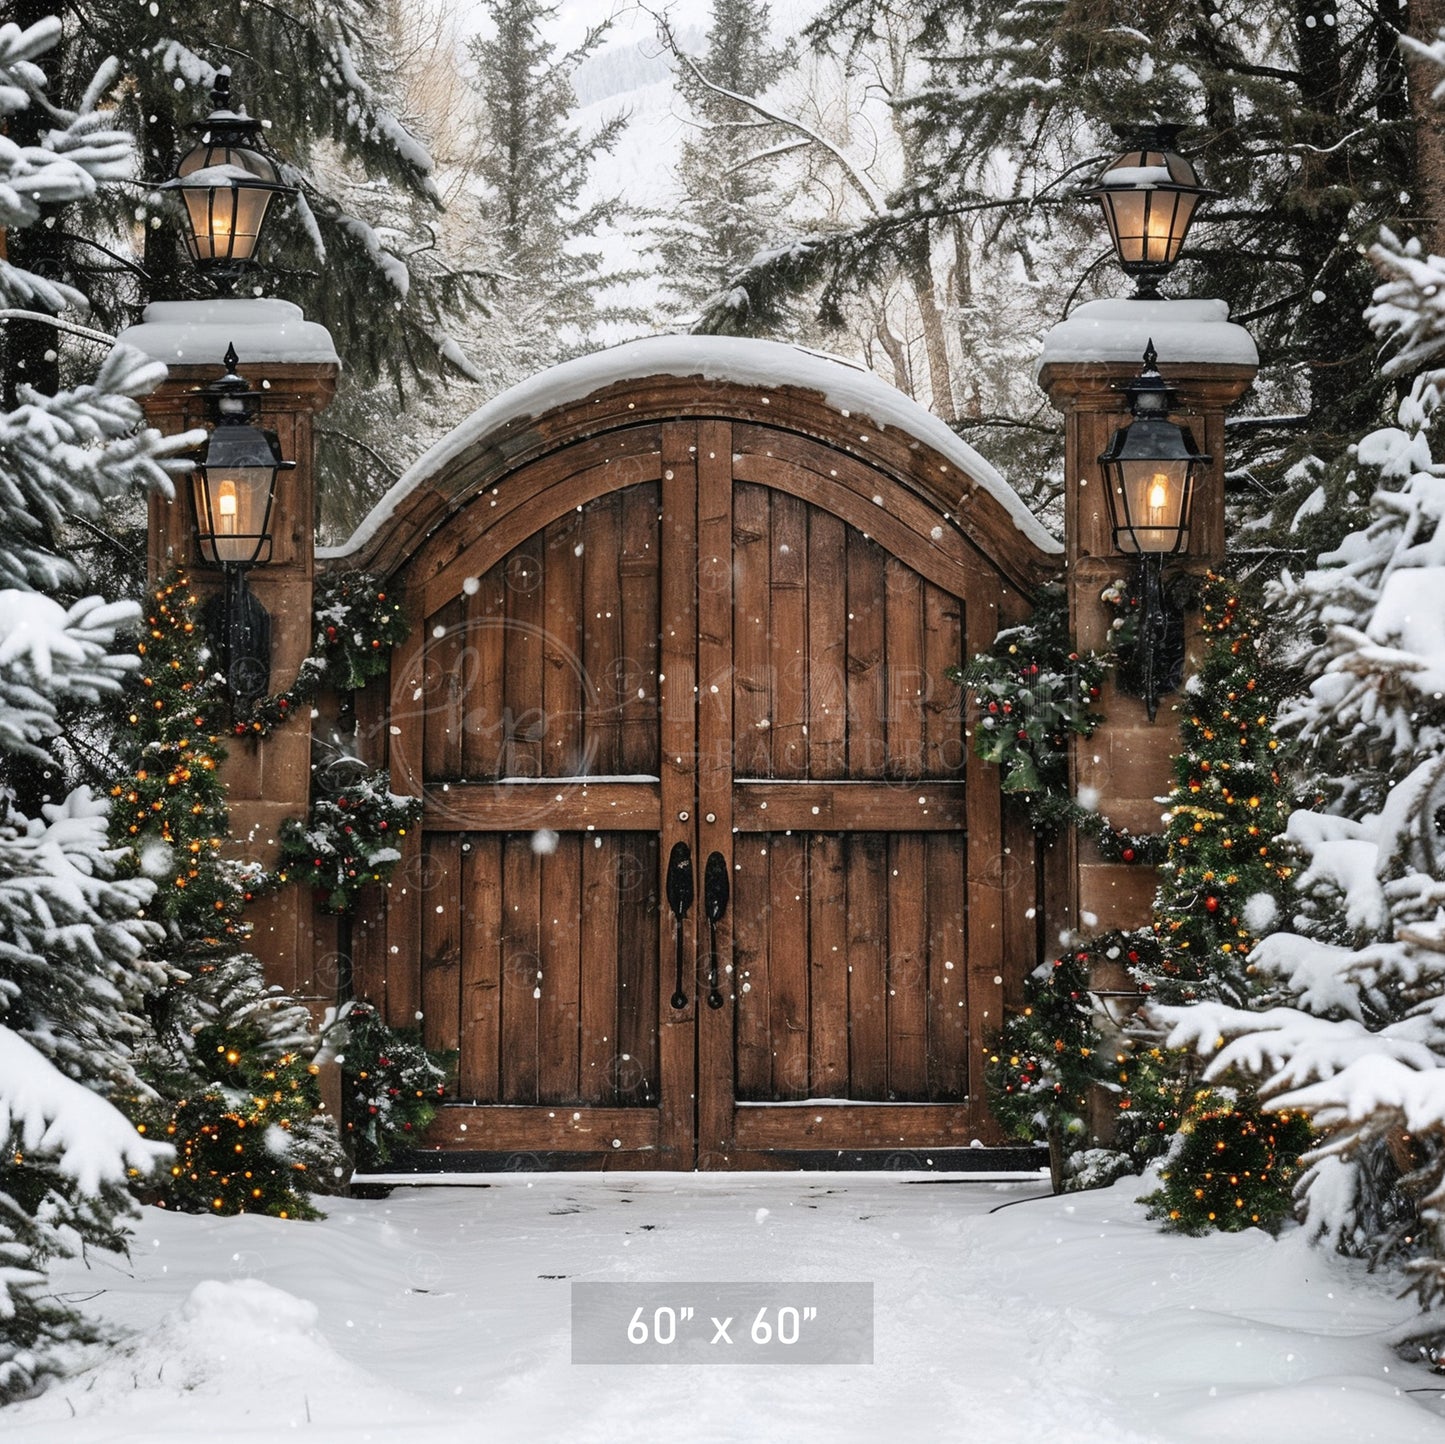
111,575,343,1219
1136,576,1311,1234
3,0,494,540
1160,224,1445,1304
1148,579,1297,1008
461,0,631,387
0,16,183,1398
725,0,1422,490
655,0,793,324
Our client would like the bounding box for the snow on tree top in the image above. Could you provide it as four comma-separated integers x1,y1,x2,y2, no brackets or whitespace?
116,298,339,367
1038,298,1258,369
323,334,1062,561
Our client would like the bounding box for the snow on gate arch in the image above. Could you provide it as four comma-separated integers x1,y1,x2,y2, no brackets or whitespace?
328,335,1065,1173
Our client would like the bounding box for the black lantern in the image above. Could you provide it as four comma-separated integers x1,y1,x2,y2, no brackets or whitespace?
192,345,294,713
1098,342,1210,721
165,70,294,292
1086,124,1214,299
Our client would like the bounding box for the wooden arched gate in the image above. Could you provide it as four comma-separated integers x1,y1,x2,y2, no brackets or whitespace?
339,342,1062,1169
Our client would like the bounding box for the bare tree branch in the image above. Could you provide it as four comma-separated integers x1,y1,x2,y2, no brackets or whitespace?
644,4,886,215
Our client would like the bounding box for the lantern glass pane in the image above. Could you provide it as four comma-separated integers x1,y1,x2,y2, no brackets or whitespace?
1112,458,1192,555
1101,187,1146,262
227,186,272,263
180,188,214,261
178,139,279,184
1102,188,1196,267
193,465,276,566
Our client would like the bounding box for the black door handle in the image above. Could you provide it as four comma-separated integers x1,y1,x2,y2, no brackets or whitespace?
666,841,693,1010
704,851,729,1009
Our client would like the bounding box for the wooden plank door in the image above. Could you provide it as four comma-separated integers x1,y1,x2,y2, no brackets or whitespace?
390,416,1022,1168
695,424,1004,1166
390,424,699,1168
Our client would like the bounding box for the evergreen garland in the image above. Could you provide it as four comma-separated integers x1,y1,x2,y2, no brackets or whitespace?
988,947,1101,1145
336,1001,451,1170
276,769,421,914
957,584,1165,861
235,571,406,736
955,585,1106,828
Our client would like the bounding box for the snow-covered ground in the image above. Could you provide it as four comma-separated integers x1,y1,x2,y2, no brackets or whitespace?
8,1171,1445,1442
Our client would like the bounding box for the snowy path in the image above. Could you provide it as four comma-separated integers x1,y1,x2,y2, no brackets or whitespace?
8,1173,1445,1443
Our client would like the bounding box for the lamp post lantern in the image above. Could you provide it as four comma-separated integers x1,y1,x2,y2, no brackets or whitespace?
191,344,295,713
1086,124,1214,299
1098,341,1211,721
165,69,294,293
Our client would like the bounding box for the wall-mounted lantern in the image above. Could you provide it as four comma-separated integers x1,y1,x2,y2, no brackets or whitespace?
191,345,294,713
1098,342,1210,720
164,69,294,293
1086,124,1214,299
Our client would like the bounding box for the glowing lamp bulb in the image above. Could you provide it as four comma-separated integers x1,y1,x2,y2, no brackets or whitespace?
217,481,239,533
1147,473,1169,522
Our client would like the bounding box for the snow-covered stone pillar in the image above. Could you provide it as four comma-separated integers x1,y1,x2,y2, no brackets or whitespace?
120,299,339,1010
1037,299,1256,935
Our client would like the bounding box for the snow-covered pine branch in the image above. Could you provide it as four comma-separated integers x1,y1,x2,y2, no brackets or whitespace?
0,1027,168,1197
1368,228,1445,382
0,343,198,592
0,16,200,1399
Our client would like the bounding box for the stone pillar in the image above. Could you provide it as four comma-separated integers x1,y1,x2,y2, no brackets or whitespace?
1036,298,1256,937
119,298,339,1016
